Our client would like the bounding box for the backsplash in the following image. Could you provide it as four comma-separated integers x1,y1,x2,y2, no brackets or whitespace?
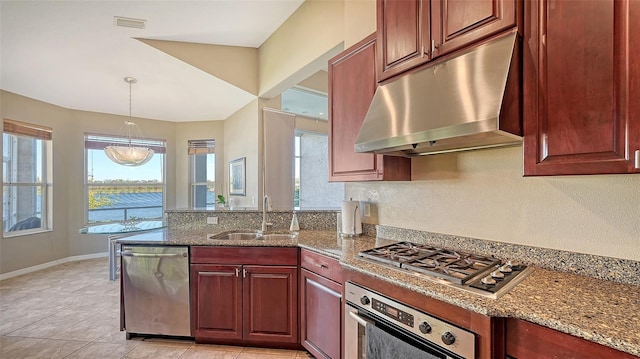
345,147,640,262
376,225,640,286
166,209,338,232
165,209,639,286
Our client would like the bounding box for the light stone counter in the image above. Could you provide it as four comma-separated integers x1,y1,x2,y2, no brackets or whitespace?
117,229,640,357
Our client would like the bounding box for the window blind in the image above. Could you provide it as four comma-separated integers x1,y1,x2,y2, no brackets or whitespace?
188,139,215,155
84,133,166,153
3,119,53,140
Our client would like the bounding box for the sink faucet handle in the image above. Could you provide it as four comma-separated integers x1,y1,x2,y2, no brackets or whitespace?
261,221,272,232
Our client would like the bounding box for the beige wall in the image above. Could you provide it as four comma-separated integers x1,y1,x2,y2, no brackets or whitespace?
0,91,179,273
258,0,344,99
345,147,640,261
296,70,329,94
174,121,225,208
138,39,259,96
223,100,260,208
344,0,376,48
1,91,71,272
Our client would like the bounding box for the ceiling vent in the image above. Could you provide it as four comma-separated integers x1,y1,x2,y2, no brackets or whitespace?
114,16,146,29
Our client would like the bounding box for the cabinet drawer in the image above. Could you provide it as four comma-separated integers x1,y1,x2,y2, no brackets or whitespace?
301,249,343,283
191,246,298,265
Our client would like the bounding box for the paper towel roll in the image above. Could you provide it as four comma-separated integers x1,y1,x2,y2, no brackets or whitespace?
341,200,362,236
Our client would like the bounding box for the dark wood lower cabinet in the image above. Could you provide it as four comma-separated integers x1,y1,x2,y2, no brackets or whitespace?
244,265,298,344
190,247,299,347
505,318,637,359
300,268,342,359
190,264,243,340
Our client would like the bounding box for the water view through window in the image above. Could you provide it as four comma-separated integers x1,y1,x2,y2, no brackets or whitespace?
86,148,164,224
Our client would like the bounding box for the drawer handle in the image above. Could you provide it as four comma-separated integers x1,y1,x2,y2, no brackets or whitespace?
317,263,329,269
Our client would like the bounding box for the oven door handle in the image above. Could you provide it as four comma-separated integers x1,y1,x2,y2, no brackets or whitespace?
348,309,372,327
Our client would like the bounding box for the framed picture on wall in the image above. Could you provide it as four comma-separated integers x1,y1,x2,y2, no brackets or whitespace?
229,157,246,196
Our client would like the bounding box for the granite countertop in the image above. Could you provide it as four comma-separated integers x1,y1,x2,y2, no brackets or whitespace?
117,229,640,357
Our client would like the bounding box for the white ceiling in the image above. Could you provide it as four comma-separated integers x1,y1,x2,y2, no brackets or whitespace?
0,0,304,122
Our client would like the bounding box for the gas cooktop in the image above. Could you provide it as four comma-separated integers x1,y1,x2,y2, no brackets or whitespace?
358,241,533,299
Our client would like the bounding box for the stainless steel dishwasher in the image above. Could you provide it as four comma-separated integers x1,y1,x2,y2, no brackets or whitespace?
121,245,190,338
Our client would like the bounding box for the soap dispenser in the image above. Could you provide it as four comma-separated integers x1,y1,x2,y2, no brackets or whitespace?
289,212,300,236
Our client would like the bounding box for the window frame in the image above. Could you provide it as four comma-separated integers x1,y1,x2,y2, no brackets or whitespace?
3,119,53,237
188,139,216,209
84,133,166,225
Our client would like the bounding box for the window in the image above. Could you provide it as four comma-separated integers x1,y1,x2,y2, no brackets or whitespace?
3,119,53,236
188,140,216,209
295,132,344,209
85,133,166,224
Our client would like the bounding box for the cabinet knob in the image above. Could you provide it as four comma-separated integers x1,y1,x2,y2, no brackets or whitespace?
634,150,639,169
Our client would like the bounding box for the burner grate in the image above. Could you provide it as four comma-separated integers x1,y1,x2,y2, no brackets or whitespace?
359,242,437,267
359,242,500,284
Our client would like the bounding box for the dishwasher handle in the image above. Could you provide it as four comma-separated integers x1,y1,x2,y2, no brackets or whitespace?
121,251,188,258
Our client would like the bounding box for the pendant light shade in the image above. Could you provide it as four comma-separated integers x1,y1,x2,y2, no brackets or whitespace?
105,77,155,166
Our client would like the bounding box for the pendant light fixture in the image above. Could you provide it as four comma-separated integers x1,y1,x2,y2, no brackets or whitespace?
104,77,155,166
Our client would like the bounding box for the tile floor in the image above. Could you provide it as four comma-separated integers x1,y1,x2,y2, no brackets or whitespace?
0,258,314,358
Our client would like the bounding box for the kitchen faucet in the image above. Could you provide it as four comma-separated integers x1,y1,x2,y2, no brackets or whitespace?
261,195,272,233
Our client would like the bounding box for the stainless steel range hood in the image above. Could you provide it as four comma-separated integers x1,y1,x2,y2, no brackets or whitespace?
355,31,522,157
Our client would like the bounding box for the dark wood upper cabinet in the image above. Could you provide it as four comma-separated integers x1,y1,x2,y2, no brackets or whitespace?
328,33,411,182
377,0,431,81
432,0,519,56
377,0,519,82
523,0,640,175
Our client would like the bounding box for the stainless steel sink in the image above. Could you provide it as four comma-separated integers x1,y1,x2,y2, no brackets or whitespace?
226,233,261,240
208,230,294,241
261,234,294,240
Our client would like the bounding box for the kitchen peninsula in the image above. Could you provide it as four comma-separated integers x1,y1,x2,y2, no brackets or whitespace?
115,209,640,359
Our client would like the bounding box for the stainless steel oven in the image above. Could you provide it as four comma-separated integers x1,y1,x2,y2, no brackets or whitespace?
344,282,475,359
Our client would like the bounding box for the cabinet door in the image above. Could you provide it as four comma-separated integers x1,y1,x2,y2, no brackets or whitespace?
301,269,343,359
190,264,243,340
523,0,640,175
377,0,431,81
431,0,518,57
243,265,298,343
328,34,411,182
505,318,638,359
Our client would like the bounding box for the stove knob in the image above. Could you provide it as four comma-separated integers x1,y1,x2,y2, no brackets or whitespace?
441,331,456,346
360,296,370,305
491,270,505,279
499,264,513,273
418,322,432,334
481,276,496,285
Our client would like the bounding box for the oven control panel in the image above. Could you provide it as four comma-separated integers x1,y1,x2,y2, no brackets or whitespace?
346,282,475,359
372,298,414,327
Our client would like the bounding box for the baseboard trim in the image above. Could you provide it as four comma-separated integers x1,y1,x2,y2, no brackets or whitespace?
0,252,108,281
